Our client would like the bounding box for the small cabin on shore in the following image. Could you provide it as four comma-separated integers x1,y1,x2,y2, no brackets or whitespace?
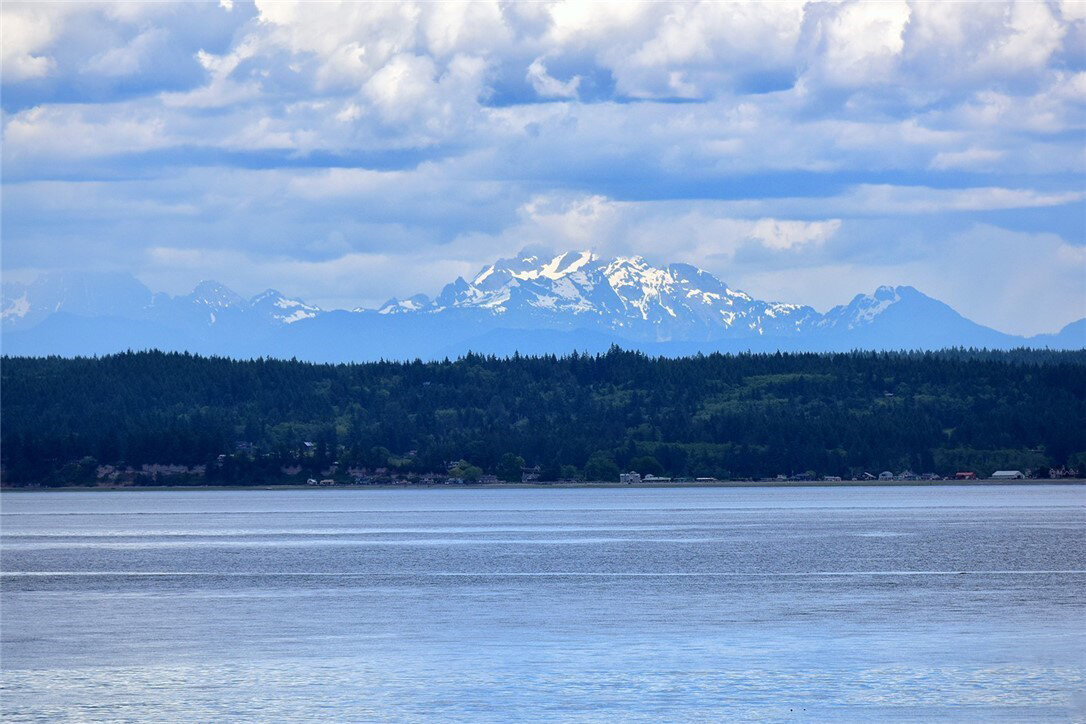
991,470,1025,480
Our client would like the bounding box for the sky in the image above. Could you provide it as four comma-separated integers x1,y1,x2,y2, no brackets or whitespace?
2,0,1084,336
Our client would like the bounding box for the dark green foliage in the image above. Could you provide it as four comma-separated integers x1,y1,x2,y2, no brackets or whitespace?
1,348,1084,484
584,452,622,482
628,455,664,476
497,453,525,483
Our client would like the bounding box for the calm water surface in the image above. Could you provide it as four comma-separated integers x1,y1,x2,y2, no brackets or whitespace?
2,485,1084,721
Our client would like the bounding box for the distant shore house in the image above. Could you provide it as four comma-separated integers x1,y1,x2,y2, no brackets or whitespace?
479,474,499,484
643,475,672,483
878,471,894,481
823,476,842,482
955,471,977,480
620,471,642,484
991,470,1025,480
695,477,718,483
521,465,541,483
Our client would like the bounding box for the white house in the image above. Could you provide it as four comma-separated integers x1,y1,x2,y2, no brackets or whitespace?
620,471,642,484
991,470,1025,480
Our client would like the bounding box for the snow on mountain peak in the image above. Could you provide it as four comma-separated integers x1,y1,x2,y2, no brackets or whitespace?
2,292,30,321
248,289,321,323
378,294,431,315
191,281,244,309
472,250,596,290
387,250,820,340
820,286,907,330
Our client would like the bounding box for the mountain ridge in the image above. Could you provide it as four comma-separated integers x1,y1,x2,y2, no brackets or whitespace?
3,251,1083,361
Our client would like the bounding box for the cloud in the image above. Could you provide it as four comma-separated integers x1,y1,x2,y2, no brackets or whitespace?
839,185,1085,214
443,194,844,272
84,28,168,77
804,1,910,88
747,218,841,250
2,1,1084,336
0,3,67,81
526,58,580,99
3,104,172,160
929,148,1005,171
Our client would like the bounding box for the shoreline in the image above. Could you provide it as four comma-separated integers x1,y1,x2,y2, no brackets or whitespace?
2,479,1084,492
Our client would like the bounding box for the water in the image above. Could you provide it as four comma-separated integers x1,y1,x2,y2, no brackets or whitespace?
2,485,1084,721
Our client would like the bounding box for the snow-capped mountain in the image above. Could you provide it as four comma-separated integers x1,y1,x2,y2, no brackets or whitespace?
2,254,1082,361
249,289,322,325
820,286,906,331
378,250,821,342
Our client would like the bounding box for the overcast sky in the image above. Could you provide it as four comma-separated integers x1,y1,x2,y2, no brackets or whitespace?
2,1,1084,334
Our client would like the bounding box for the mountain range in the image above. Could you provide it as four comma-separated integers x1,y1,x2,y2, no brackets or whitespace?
3,251,1082,361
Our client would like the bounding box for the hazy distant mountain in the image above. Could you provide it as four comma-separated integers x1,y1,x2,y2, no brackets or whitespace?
3,273,319,333
2,252,1082,361
1,271,153,332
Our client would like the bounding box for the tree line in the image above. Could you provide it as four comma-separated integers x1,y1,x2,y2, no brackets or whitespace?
1,347,1084,485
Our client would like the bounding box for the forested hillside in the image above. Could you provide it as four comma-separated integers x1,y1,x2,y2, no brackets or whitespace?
2,348,1084,485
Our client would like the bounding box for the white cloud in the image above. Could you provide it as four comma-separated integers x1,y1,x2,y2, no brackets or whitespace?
747,218,841,250
806,1,911,87
85,28,167,77
446,194,844,270
841,185,1085,214
363,54,440,122
903,2,1065,84
0,3,65,81
526,58,580,99
929,148,1005,171
254,1,422,90
421,1,511,58
3,104,172,160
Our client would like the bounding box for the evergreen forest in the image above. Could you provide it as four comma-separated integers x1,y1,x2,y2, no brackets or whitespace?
2,348,1084,485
